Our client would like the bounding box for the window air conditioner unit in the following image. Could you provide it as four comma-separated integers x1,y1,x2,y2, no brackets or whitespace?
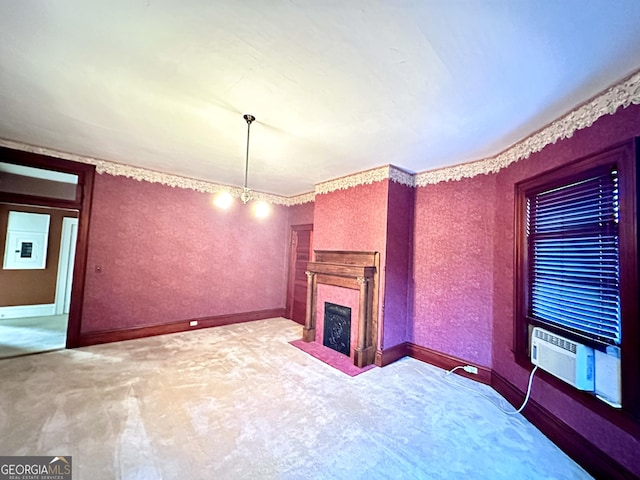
530,327,594,391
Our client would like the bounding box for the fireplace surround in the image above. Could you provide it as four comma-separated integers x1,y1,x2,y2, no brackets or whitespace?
303,250,379,367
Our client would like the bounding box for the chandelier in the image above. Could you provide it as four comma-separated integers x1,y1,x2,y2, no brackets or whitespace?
213,113,270,218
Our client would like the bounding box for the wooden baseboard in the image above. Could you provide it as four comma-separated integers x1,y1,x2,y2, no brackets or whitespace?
404,342,492,385
376,342,409,366
491,371,635,480
376,341,491,384
78,308,286,347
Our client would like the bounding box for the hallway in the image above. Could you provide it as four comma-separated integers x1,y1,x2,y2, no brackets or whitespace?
0,314,67,359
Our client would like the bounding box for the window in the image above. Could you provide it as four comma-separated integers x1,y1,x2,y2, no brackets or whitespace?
528,167,620,346
515,139,639,422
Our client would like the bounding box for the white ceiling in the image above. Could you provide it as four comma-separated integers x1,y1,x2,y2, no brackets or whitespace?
1,1,640,197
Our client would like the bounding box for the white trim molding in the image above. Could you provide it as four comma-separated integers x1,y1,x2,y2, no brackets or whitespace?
94,160,293,205
389,165,416,187
315,165,414,195
287,192,317,205
0,303,56,320
315,166,390,195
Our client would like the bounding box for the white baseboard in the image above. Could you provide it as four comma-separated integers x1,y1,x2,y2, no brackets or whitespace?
0,303,56,319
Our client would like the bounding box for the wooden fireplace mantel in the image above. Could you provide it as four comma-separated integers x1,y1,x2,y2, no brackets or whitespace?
303,250,379,367
306,262,376,289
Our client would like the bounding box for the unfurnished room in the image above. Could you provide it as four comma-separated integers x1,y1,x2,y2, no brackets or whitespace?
0,2,639,479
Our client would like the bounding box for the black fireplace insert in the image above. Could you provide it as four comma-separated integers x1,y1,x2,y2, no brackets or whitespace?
323,302,351,356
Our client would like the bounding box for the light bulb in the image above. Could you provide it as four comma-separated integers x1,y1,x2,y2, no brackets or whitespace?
253,200,271,218
213,191,233,209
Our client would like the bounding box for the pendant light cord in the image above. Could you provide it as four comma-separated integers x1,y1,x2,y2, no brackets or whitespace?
243,114,255,191
244,121,250,190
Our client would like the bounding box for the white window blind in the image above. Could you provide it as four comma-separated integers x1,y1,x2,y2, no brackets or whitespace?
527,168,621,345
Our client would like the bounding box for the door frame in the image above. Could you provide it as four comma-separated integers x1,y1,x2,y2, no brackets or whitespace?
285,223,313,322
55,217,78,315
0,147,95,348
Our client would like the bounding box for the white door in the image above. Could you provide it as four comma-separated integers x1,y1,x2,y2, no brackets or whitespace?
55,217,78,315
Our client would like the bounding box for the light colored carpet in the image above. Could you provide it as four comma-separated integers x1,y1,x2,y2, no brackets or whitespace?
0,318,591,479
0,314,67,359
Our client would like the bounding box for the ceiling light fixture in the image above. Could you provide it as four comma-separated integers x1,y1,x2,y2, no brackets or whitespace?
212,114,271,218
241,113,256,204
253,200,271,219
213,191,233,209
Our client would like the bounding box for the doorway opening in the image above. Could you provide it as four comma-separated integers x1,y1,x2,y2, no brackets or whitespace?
0,203,79,358
0,148,95,357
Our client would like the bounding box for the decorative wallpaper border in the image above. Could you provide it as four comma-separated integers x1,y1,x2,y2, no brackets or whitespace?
2,67,639,202
0,139,294,206
314,165,414,195
287,192,316,205
414,68,640,186
389,165,416,187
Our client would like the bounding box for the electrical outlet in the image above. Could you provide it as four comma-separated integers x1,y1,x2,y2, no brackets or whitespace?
463,365,478,374
189,320,198,327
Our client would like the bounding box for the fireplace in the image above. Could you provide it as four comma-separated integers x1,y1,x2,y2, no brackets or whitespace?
323,302,351,356
303,250,379,367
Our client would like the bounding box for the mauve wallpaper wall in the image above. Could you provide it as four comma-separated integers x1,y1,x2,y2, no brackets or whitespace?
287,202,314,227
382,181,414,349
81,174,288,333
313,180,390,349
491,103,640,475
313,181,389,253
411,173,496,368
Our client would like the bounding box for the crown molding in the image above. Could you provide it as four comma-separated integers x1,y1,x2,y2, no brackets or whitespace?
315,165,414,195
388,165,416,187
287,192,317,205
315,165,390,195
415,68,640,186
